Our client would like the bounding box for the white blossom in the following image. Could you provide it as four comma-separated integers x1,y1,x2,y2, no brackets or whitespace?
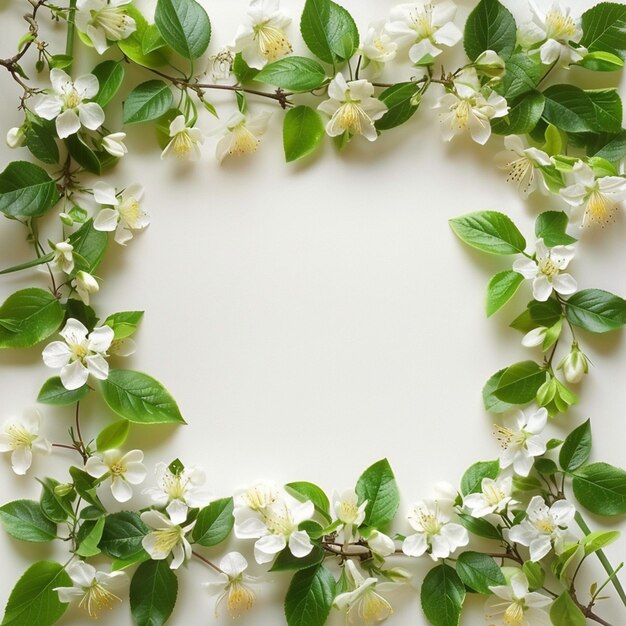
215,111,271,164
560,161,626,227
232,0,292,69
161,115,204,160
495,135,551,198
386,1,462,64
55,561,128,619
0,409,51,475
93,182,149,245
51,240,75,274
6,127,25,148
85,449,147,503
495,407,548,477
72,271,99,306
521,327,548,349
101,132,128,158
141,504,195,569
318,74,388,142
513,239,577,302
508,496,576,561
485,572,552,626
42,318,113,390
34,69,105,139
75,0,136,54
333,489,368,542
207,49,234,81
361,22,398,76
464,476,517,518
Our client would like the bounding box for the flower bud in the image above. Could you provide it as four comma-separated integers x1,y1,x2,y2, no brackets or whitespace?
73,271,99,305
558,345,589,384
101,132,128,158
54,483,74,497
59,212,74,226
6,126,25,149
475,49,506,78
384,567,412,583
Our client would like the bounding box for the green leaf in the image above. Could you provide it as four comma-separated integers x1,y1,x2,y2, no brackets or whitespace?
0,161,59,218
192,498,234,547
463,0,517,61
285,482,331,522
155,0,211,59
420,564,465,626
572,462,626,515
68,219,108,274
123,80,173,125
64,134,102,175
92,60,125,107
0,500,57,542
510,298,562,333
284,564,336,626
1,561,71,626
492,91,545,135
486,271,524,317
581,530,620,556
355,459,400,529
376,82,421,131
24,117,59,165
130,560,178,626
100,512,149,560
118,6,169,68
256,57,326,92
0,288,64,349
457,513,502,540
103,310,144,340
300,0,360,64
64,300,98,332
456,552,506,594
560,419,592,473
565,289,626,333
39,478,75,524
483,368,517,414
460,460,500,496
534,211,577,247
580,3,626,60
584,129,626,162
100,369,185,424
37,377,88,405
233,53,259,83
493,361,547,404
550,592,586,626
142,24,168,55
270,544,325,572
578,50,624,71
69,466,105,511
283,106,325,163
76,515,105,557
496,52,545,100
523,561,545,591
449,211,526,255
96,420,131,451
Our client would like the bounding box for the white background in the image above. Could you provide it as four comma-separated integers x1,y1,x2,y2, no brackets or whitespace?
1,0,625,624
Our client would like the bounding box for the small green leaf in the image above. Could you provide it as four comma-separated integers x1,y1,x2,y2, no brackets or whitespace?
92,60,125,107
102,310,144,339
486,270,524,317
285,482,331,522
256,57,326,92
284,564,336,626
565,289,626,333
355,459,400,530
420,564,465,626
69,466,105,511
123,80,173,125
39,478,75,524
376,82,421,131
233,53,259,83
572,462,626,515
37,377,89,405
464,0,517,61
0,500,57,542
550,591,586,626
460,460,500,496
191,498,234,547
457,513,502,540
64,134,102,175
535,211,577,247
492,361,547,404
96,420,131,451
154,0,211,59
578,50,624,71
283,106,325,163
117,6,169,69
130,560,178,626
24,116,59,165
76,515,105,557
496,52,545,100
0,161,60,218
483,368,517,414
456,552,506,594
523,561,545,591
270,544,325,572
581,530,620,555
68,219,108,274
449,211,526,255
100,512,149,560
559,419,592,472
492,91,545,135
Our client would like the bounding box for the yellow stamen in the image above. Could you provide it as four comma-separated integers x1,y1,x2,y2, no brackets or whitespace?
503,601,525,626
255,23,292,61
79,582,122,619
227,581,255,618
545,11,578,41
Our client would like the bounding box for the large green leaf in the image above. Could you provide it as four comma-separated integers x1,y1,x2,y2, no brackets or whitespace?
284,564,336,626
355,458,400,529
68,218,108,274
123,80,173,125
580,3,626,60
256,57,327,92
155,0,211,59
550,591,586,626
486,270,524,317
492,361,546,404
92,60,125,107
376,82,421,131
0,500,57,542
130,560,178,626
449,211,526,255
464,0,517,61
0,161,59,218
565,289,626,333
283,106,325,163
100,512,149,560
496,52,545,100
192,498,234,547
24,116,59,165
492,91,545,135
456,552,506,594
460,460,500,496
420,564,465,626
560,419,592,473
572,462,626,515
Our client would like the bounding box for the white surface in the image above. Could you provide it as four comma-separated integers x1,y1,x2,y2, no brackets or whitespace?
0,0,625,624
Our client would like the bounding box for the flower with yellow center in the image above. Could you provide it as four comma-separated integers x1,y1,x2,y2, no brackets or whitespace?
361,22,397,76
51,240,75,275
232,0,292,69
161,115,204,160
55,562,128,619
318,74,388,142
513,239,577,302
464,476,517,518
333,489,368,542
509,496,575,561
215,111,271,164
0,409,51,475
560,161,626,228
75,0,136,54
141,505,196,569
495,135,551,198
204,552,260,618
85,448,147,503
485,572,552,626
93,182,150,245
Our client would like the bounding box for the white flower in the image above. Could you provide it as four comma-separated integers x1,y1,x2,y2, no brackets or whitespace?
435,69,508,145
6,127,25,148
518,1,583,66
495,407,548,477
333,489,368,542
513,239,577,302
215,111,271,164
361,22,398,76
101,132,128,158
558,346,589,384
85,449,146,503
51,240,75,274
521,327,548,349
508,496,576,561
109,337,137,357
161,115,204,160
232,0,292,69
386,1,462,64
560,161,626,227
141,504,195,569
75,0,136,54
318,74,388,142
367,530,396,558
402,497,468,560
42,318,113,390
204,552,259,618
93,182,149,245
34,69,105,139
485,572,552,626
72,271,99,306
464,476,517,518
334,560,398,626
0,409,51,475
144,462,212,516
234,485,314,564
495,136,551,198
55,561,128,619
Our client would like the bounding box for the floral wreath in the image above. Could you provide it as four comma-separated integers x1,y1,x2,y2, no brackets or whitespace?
1,0,626,625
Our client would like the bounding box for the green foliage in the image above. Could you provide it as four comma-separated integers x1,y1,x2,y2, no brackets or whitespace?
100,512,149,560
463,0,517,61
0,161,59,218
75,515,105,557
285,482,331,522
65,134,102,175
69,466,105,511
92,60,125,107
155,0,211,59
486,270,524,317
39,478,75,524
492,91,545,135
560,419,592,472
457,513,502,540
580,3,626,60
130,560,178,626
460,460,499,495
420,564,465,626
118,5,169,68
270,545,325,572
581,530,620,555
355,459,400,529
256,57,327,92
68,219,109,274
123,80,173,125
496,52,545,100
24,115,59,165
0,500,57,542
535,211,576,247
489,361,546,404
284,564,336,626
38,377,88,406
376,82,421,131
455,552,506,594
103,310,144,339
283,106,325,163
572,462,626,516
449,211,526,255
550,591,586,626
482,368,517,413
191,498,234,546
565,289,626,333
96,420,131,451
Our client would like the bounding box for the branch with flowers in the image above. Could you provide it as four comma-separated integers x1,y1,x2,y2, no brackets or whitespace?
1,0,626,625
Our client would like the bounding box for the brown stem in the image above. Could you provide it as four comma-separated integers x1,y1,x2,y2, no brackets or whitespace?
0,0,47,71
192,550,224,574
